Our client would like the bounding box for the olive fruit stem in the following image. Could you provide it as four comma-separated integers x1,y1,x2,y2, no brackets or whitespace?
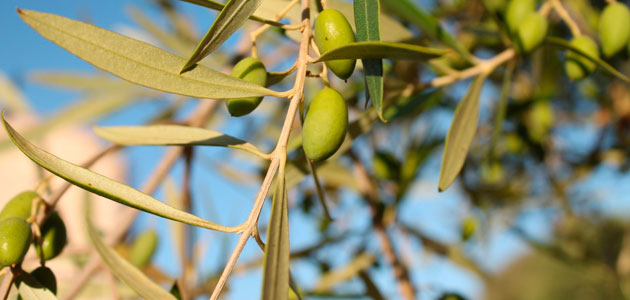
209,1,312,299
309,38,330,86
551,0,580,37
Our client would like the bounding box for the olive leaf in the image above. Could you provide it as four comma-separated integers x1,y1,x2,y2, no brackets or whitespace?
1,113,236,233
315,42,445,62
261,173,290,300
176,0,284,27
544,36,630,83
85,201,177,300
17,9,279,99
180,0,264,73
15,273,58,300
438,75,486,192
354,0,385,122
93,124,269,159
381,0,473,62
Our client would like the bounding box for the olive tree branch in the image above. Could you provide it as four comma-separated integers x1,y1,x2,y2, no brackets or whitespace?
422,48,516,89
209,0,312,298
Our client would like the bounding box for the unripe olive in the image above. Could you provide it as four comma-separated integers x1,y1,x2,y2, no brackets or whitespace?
564,36,598,80
36,212,67,261
226,57,267,117
372,151,401,181
129,230,158,269
0,217,32,267
314,9,357,80
525,100,554,143
460,217,477,241
505,0,535,34
302,87,348,162
598,2,630,57
515,12,548,53
0,191,38,221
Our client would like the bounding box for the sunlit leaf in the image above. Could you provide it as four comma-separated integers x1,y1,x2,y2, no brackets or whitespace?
438,75,486,192
15,273,57,300
315,42,445,62
180,0,264,72
261,174,290,300
381,0,472,61
177,0,284,27
354,0,385,121
1,113,235,232
18,9,280,99
85,202,177,300
93,124,269,158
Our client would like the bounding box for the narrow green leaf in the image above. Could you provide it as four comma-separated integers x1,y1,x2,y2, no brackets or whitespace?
261,174,290,300
93,124,268,159
438,75,486,192
180,0,264,73
85,203,177,300
16,273,57,300
0,71,29,113
315,42,445,62
18,9,278,99
544,36,630,83
177,0,284,27
381,0,473,61
354,0,385,121
1,113,234,232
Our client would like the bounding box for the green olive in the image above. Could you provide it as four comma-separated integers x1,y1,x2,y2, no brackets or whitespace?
525,100,554,143
36,212,67,261
302,87,348,162
564,36,599,80
515,12,548,53
505,0,535,34
129,230,158,269
226,57,267,117
372,151,401,181
481,161,504,185
314,9,357,80
598,2,630,57
438,293,466,300
460,217,477,241
0,217,32,267
0,191,38,221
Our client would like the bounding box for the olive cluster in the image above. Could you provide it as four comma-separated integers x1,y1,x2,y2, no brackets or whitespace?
0,191,68,295
505,0,630,80
225,8,357,162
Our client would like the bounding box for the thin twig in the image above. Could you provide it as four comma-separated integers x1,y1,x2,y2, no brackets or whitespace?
208,1,312,298
551,0,581,37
